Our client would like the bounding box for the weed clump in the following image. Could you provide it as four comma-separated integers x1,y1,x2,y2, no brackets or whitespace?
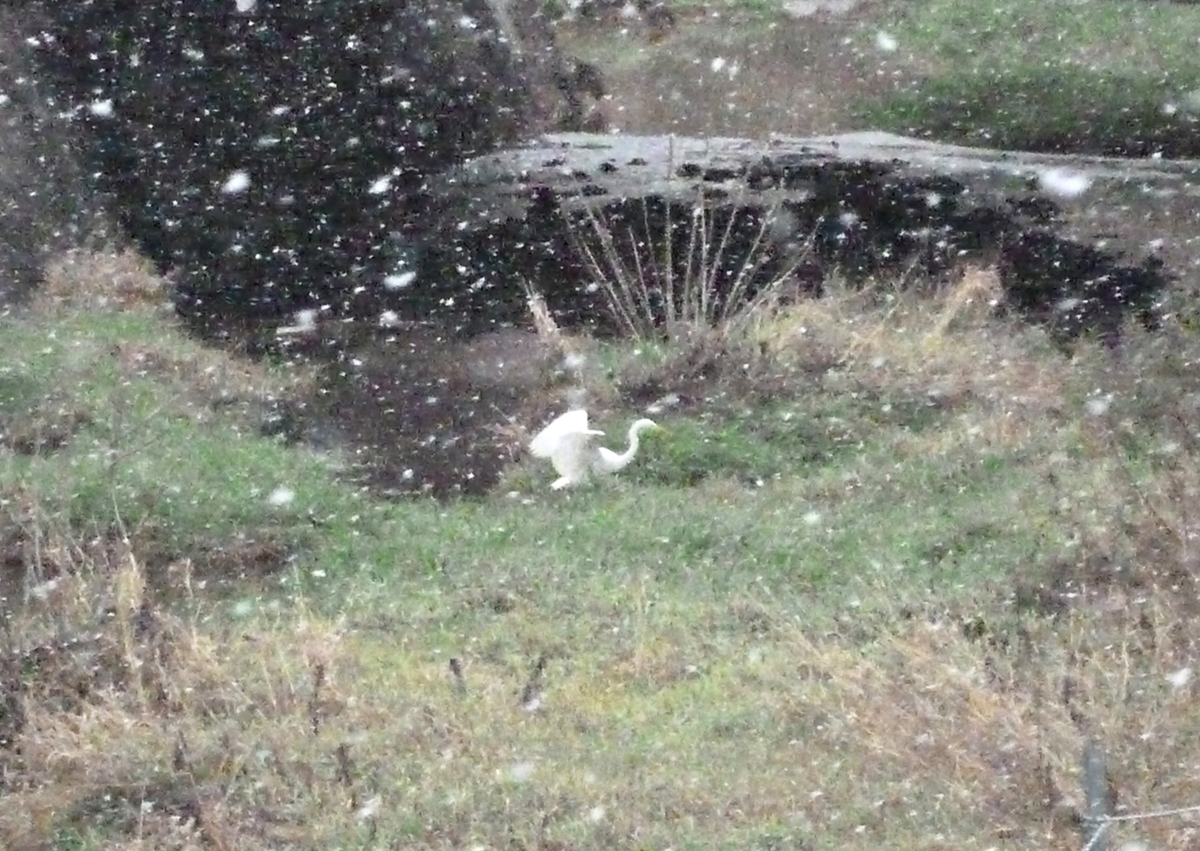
568,192,810,340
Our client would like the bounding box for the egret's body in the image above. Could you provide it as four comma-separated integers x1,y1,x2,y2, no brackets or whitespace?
529,409,659,489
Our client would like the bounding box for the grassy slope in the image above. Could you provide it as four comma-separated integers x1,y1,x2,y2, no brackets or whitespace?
859,0,1200,151
557,0,1200,153
4,254,1200,849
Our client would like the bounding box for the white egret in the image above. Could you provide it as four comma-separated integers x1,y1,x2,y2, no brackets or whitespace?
528,409,660,489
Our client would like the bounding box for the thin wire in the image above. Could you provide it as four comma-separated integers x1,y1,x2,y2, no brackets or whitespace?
1080,800,1200,851
1080,820,1109,851
1103,802,1200,823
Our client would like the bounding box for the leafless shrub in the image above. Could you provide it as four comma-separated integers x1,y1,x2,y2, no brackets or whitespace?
568,191,811,340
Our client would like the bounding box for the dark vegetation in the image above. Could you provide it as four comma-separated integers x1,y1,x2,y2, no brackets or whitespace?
0,5,97,301
422,147,1173,350
26,0,587,330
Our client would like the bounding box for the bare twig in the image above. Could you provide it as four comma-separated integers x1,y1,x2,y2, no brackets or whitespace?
519,654,547,711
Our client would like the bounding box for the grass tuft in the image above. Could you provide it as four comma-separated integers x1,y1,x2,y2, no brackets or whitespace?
568,192,806,341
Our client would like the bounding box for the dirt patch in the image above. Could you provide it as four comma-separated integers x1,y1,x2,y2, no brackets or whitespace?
0,406,91,456
287,326,573,498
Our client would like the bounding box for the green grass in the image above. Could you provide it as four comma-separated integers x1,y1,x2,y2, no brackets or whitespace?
559,0,1200,152
858,0,1200,153
6,252,1200,849
884,0,1200,70
0,305,347,559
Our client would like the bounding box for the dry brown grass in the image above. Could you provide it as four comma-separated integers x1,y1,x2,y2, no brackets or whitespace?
784,600,1200,849
750,266,1074,447
110,334,313,418
38,247,170,313
5,527,1200,850
0,509,345,850
760,265,1055,396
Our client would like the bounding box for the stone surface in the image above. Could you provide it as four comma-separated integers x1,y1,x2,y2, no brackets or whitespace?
412,130,1189,342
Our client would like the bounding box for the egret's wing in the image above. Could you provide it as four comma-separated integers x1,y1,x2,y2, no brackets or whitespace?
529,409,602,458
548,429,600,482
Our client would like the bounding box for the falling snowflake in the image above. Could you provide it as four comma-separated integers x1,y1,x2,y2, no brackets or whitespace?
1166,667,1193,690
1037,168,1092,199
1084,394,1112,417
235,0,257,11
874,31,898,53
646,392,680,415
268,487,295,506
384,270,416,289
88,99,115,118
28,577,63,601
368,175,392,195
508,761,535,782
355,795,382,820
710,57,727,73
221,170,251,195
281,308,319,334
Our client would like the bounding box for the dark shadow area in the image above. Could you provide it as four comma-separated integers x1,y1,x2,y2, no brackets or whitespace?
24,0,580,332
0,6,97,303
262,326,561,499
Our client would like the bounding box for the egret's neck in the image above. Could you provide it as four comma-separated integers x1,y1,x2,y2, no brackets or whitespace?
618,423,644,464
626,420,659,460
596,419,656,473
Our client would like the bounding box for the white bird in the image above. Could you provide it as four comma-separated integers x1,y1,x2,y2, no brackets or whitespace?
528,409,660,489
